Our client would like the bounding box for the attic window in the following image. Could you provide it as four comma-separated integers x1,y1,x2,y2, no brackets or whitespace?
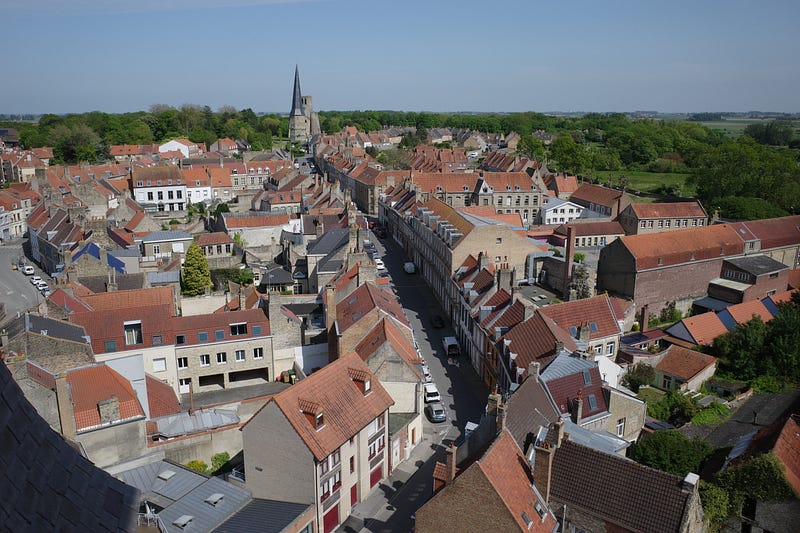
522,512,533,528
583,370,592,385
463,185,469,191
587,394,598,410
589,322,598,333
315,412,324,428
364,379,371,394
657,257,663,266
569,326,578,337
204,493,224,506
534,501,546,519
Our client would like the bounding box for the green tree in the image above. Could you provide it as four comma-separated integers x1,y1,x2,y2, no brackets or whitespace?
630,430,713,477
517,134,545,160
210,452,230,474
571,264,591,299
715,454,796,514
621,362,656,393
699,480,729,532
182,242,212,296
647,390,698,425
48,123,102,163
550,133,587,174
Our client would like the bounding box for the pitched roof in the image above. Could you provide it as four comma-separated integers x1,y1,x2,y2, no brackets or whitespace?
617,223,744,270
541,355,608,420
655,345,717,381
538,295,621,341
145,374,181,419
336,282,410,333
629,201,707,219
551,440,694,533
570,183,627,207
196,231,235,246
670,312,728,345
500,310,578,377
772,415,800,495
269,352,394,461
505,376,560,451
353,318,423,382
67,365,145,431
720,299,774,328
729,214,800,250
554,220,625,237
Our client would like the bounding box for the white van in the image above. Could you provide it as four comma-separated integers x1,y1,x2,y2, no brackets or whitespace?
424,383,441,403
442,336,460,357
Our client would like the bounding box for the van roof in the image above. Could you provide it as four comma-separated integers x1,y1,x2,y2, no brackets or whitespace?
424,383,438,393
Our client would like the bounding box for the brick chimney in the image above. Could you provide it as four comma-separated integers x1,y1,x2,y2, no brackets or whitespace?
578,321,590,344
55,374,77,439
563,226,576,298
528,361,540,379
640,304,650,332
573,389,583,425
325,285,339,360
495,265,513,292
477,251,490,271
446,442,457,482
522,298,537,322
487,387,502,418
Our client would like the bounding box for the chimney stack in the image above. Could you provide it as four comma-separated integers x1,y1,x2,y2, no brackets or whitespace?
640,304,650,332
528,361,540,380
578,321,590,344
55,374,77,439
563,225,576,298
574,389,583,425
446,442,457,483
98,396,121,424
523,298,536,322
487,387,502,418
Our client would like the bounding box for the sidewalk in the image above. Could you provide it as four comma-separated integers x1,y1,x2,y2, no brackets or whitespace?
341,430,441,533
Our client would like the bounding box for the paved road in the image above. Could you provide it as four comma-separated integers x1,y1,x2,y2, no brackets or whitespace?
341,225,489,532
0,240,46,319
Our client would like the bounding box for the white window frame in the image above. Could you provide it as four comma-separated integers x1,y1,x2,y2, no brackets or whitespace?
153,358,167,372
200,354,210,367
177,357,188,369
253,347,264,359
216,352,227,364
235,349,245,362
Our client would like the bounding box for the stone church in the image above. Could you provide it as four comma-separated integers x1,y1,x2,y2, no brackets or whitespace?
288,65,320,144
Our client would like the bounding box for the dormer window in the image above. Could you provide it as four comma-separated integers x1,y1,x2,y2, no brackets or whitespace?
315,412,324,428
364,379,371,394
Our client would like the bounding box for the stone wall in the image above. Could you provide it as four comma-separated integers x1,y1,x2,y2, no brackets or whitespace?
77,420,147,468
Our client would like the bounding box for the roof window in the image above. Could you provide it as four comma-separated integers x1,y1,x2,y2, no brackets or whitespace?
173,515,193,529
158,469,176,481
204,493,224,506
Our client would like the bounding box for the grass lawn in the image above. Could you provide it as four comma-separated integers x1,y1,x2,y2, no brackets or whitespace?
637,387,666,404
592,170,695,198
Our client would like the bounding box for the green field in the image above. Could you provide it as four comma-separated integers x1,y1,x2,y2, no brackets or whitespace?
699,118,770,139
593,170,694,199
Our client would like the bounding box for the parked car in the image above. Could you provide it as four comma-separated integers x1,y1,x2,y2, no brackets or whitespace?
425,402,447,423
421,363,432,382
22,265,35,275
375,258,385,270
11,262,17,270
403,262,416,274
35,281,49,290
41,288,51,298
424,383,441,403
30,275,42,285
429,314,445,328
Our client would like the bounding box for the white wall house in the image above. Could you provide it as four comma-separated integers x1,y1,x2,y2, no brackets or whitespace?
133,178,188,213
540,197,585,225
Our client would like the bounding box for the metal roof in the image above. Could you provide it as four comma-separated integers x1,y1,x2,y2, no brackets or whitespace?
154,408,239,438
158,476,252,533
142,230,193,243
214,498,313,533
540,351,596,382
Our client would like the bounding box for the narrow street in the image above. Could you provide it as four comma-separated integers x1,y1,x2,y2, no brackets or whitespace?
341,225,489,532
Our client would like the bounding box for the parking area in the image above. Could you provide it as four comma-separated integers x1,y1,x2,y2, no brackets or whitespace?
0,244,50,317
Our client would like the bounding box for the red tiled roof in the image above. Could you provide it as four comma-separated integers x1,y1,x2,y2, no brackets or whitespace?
145,374,181,419
196,232,234,246
555,221,625,237
353,319,423,381
788,270,800,290
544,364,608,419
570,183,627,207
76,286,175,313
773,415,800,495
476,430,558,532
501,311,578,376
619,223,744,270
678,312,728,345
655,345,717,381
336,282,410,333
173,308,270,343
222,213,290,229
629,201,707,219
67,365,145,431
725,299,774,325
269,352,394,461
547,174,580,194
539,295,621,341
729,215,800,251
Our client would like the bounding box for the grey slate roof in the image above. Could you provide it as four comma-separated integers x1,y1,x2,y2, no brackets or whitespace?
141,230,193,243
214,498,313,533
79,273,146,292
6,313,90,345
147,271,181,285
306,227,348,256
540,352,597,382
0,362,139,532
725,254,788,276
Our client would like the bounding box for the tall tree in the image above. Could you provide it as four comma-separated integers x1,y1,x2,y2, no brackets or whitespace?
630,430,713,477
182,242,212,296
550,133,587,174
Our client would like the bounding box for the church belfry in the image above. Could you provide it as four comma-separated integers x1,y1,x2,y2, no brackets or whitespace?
288,65,320,144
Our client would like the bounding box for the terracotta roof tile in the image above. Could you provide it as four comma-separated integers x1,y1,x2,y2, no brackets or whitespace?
542,362,608,419
539,295,621,340
336,283,410,333
773,415,800,495
196,232,234,246
145,374,181,419
501,311,578,376
570,183,628,207
67,365,145,431
629,201,707,219
222,213,290,229
730,214,800,250
271,353,394,461
677,312,728,345
724,299,774,325
655,345,717,381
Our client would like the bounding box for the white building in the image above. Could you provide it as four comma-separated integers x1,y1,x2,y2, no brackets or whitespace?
540,197,585,225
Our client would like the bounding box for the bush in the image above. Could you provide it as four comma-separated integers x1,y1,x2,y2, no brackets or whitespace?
630,430,713,477
715,454,795,514
647,390,698,426
186,460,208,474
700,481,729,532
691,402,731,426
621,362,655,393
210,452,230,474
749,375,784,393
573,252,585,263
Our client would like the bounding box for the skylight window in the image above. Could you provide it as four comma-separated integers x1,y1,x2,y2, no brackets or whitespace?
205,493,224,506
589,322,599,333
587,394,598,410
583,370,592,385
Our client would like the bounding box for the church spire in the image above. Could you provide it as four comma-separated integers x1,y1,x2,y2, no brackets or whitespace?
290,65,304,117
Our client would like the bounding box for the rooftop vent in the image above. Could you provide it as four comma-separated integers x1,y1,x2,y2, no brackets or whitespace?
158,469,176,481
173,515,193,529
205,493,224,506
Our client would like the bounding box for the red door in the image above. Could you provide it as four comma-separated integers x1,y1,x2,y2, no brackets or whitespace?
370,465,383,488
350,484,358,506
323,504,339,533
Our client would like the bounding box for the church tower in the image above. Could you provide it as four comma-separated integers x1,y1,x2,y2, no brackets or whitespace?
288,65,311,144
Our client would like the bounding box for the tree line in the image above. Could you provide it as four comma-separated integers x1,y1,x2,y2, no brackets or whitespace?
2,108,798,220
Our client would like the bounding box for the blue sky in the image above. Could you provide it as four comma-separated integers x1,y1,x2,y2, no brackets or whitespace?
2,0,798,114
